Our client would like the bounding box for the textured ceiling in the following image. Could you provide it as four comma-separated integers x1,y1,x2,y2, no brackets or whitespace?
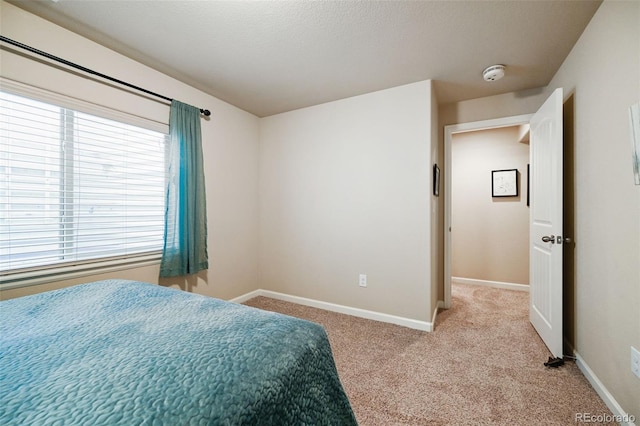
6,0,602,117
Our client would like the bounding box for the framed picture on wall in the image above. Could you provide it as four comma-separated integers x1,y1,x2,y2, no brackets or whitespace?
630,102,640,185
527,164,530,206
492,169,518,197
433,164,440,196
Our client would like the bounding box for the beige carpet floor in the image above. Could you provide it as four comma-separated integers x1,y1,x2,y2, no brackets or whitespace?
245,283,614,425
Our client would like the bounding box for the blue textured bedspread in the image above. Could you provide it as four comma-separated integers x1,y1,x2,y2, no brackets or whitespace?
0,280,357,425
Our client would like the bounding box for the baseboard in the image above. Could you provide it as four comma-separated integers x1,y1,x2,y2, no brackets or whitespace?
229,289,262,304
230,289,434,332
452,277,529,292
574,351,637,426
432,300,444,329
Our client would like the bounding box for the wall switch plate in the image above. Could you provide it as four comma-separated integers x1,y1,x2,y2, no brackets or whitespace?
632,346,640,379
359,274,367,287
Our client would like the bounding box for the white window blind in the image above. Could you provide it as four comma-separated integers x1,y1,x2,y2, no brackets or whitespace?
0,91,168,276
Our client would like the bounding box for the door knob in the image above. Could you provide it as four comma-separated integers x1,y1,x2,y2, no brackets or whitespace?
541,235,555,243
542,235,572,244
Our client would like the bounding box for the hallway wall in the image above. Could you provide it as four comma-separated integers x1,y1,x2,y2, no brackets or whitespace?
451,126,530,285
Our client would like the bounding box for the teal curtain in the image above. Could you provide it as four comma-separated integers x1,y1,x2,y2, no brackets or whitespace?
160,100,208,277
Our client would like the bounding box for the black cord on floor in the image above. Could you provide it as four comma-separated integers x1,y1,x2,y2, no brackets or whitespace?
544,357,565,368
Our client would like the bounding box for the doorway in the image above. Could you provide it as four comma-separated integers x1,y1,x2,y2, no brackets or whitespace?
444,114,533,309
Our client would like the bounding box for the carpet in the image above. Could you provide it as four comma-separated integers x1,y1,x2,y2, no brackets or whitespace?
244,283,614,425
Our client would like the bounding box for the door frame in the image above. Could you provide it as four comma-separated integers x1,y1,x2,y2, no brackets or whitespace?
444,114,534,309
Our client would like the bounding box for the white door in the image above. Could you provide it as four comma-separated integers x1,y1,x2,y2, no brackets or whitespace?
529,88,564,358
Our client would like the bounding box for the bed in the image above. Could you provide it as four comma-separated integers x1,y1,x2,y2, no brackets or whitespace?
0,279,357,425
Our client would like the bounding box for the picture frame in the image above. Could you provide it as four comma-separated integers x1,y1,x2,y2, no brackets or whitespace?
527,164,530,206
630,102,640,185
433,164,440,197
492,169,518,197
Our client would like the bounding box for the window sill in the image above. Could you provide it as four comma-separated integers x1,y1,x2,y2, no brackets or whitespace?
0,254,161,291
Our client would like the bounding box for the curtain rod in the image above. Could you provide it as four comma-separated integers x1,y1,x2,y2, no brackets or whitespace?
0,35,211,117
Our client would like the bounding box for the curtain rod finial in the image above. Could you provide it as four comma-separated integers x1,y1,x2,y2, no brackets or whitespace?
200,109,211,117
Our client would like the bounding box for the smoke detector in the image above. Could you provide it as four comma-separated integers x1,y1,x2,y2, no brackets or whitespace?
482,64,506,82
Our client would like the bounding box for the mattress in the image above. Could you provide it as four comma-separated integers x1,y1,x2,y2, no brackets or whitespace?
0,279,357,425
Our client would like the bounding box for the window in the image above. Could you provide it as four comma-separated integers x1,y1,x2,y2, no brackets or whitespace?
0,91,168,278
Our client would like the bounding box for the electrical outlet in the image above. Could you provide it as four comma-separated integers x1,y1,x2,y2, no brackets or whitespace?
359,274,367,287
632,346,640,379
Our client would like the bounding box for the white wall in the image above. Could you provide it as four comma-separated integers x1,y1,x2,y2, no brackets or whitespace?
544,0,640,418
451,126,530,285
259,81,434,322
0,1,261,301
